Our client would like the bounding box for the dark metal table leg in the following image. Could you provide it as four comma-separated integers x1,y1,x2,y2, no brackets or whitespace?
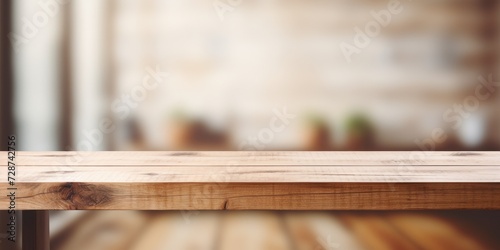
22,211,49,250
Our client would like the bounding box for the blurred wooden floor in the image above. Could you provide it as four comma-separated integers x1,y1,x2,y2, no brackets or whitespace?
50,211,500,250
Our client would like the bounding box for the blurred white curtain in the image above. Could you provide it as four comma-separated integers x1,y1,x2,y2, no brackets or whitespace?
13,0,63,150
70,0,108,151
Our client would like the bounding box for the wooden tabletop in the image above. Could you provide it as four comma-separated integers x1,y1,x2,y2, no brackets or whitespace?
1,151,499,210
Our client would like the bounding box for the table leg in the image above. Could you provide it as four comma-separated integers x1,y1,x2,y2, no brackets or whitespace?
22,211,49,250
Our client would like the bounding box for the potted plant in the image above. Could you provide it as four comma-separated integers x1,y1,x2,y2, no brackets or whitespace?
345,113,374,150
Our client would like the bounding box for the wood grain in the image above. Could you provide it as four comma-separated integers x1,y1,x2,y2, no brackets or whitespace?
218,212,291,250
340,214,421,250
386,213,489,250
2,183,498,210
1,151,499,210
3,151,499,166
285,212,365,249
130,212,220,250
51,211,147,250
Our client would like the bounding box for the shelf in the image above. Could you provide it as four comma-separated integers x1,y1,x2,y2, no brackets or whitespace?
1,151,499,210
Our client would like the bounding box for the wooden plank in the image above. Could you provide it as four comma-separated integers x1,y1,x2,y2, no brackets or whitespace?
1,183,498,210
0,151,499,210
1,151,500,183
8,165,500,183
3,151,499,166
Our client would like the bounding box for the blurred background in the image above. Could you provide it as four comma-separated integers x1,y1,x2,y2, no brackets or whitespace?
1,0,499,152
0,0,499,249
